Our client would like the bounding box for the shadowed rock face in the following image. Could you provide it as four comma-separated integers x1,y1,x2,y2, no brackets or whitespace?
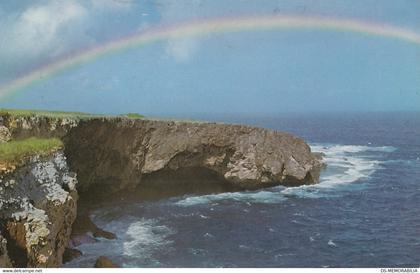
64,118,323,195
0,234,12,267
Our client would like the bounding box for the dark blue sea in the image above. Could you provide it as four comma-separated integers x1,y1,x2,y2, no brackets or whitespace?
67,112,420,268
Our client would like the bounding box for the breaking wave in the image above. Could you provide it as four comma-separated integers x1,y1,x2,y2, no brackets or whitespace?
64,215,174,267
311,144,396,154
176,144,396,205
123,219,174,259
176,190,287,206
279,144,395,197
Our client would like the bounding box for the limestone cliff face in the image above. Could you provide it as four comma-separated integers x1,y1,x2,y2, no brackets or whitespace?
0,114,323,268
0,152,78,267
1,114,79,140
64,118,322,194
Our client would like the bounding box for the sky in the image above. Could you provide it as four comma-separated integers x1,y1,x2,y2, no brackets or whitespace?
0,0,419,117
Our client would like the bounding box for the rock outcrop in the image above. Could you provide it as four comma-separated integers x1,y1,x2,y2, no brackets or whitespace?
0,113,323,268
62,248,82,264
1,114,79,140
65,118,322,195
0,234,12,267
94,256,119,268
0,152,78,267
0,126,11,143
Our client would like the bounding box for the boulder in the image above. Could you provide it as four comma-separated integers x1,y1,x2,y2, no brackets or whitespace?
62,248,82,264
94,256,119,268
70,212,116,245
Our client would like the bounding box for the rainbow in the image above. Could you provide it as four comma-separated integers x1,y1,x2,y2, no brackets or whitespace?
1,14,419,100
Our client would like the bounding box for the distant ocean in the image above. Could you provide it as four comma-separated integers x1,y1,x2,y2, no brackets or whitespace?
67,112,420,267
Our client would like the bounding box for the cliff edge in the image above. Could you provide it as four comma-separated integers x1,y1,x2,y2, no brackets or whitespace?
65,118,323,194
0,111,323,267
0,152,77,267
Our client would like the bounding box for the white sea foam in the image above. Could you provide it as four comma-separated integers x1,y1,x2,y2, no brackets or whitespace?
282,144,395,197
311,144,393,185
203,232,215,238
311,144,396,155
175,144,396,205
282,142,396,198
64,217,174,267
328,240,337,247
123,219,173,258
176,189,287,206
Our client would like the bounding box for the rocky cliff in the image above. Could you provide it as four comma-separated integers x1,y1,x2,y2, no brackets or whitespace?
1,113,79,140
65,118,322,195
0,152,77,267
0,113,323,267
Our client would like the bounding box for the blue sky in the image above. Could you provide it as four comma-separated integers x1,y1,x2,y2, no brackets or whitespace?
0,0,419,116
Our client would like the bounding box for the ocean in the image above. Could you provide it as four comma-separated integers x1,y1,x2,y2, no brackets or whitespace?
66,112,420,268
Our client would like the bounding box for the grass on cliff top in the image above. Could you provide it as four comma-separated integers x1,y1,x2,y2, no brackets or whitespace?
119,113,145,119
0,108,148,120
0,137,63,162
0,108,206,123
0,108,97,119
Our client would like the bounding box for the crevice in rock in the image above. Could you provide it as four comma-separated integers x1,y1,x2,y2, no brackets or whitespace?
0,220,28,267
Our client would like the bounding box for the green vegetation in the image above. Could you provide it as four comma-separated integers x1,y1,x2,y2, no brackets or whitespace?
0,137,63,162
121,113,145,119
0,108,98,119
150,117,206,124
0,107,213,126
0,108,149,120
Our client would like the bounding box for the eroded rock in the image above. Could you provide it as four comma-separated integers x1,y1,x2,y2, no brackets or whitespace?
65,118,323,194
1,114,79,140
0,126,11,143
62,248,82,264
0,152,78,267
94,256,119,268
70,212,116,245
0,234,12,267
0,114,324,268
